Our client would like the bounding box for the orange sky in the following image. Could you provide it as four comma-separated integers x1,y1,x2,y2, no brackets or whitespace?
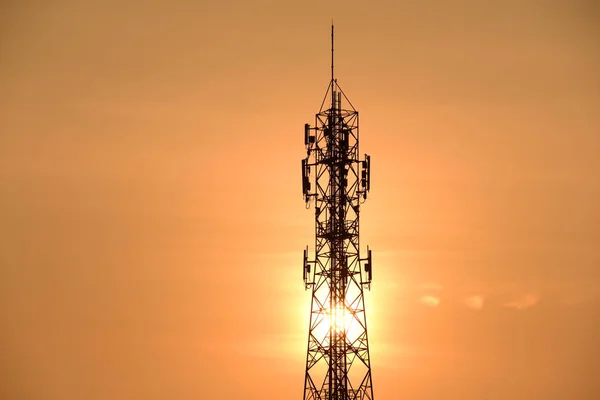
1,1,599,399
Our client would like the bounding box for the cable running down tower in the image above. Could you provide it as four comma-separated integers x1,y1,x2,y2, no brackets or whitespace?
301,25,374,400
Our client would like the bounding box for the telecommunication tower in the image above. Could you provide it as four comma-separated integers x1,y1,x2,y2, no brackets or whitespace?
301,25,374,400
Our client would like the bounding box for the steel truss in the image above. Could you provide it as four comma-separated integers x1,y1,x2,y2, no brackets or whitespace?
300,25,374,400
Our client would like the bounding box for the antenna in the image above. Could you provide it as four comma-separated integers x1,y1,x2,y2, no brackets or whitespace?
331,24,335,111
331,23,334,83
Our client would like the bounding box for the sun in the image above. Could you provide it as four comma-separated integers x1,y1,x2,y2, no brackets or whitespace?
312,301,363,343
323,303,353,333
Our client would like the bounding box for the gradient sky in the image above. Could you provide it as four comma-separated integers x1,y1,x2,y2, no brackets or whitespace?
1,1,599,399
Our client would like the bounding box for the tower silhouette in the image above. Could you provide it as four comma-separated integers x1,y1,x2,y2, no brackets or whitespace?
301,25,374,400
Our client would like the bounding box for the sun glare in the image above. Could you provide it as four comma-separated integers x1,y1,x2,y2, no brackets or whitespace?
323,304,353,333
312,302,364,343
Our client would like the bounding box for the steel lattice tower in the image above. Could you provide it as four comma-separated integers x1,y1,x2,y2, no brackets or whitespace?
301,25,374,400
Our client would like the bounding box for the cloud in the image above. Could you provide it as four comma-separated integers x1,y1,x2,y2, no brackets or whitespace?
504,294,539,310
463,295,484,310
420,295,440,307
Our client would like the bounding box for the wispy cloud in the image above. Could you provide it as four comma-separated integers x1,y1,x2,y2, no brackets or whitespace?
504,294,538,310
420,295,441,307
463,295,484,310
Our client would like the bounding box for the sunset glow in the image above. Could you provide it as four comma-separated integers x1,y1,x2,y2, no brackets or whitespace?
1,1,598,399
